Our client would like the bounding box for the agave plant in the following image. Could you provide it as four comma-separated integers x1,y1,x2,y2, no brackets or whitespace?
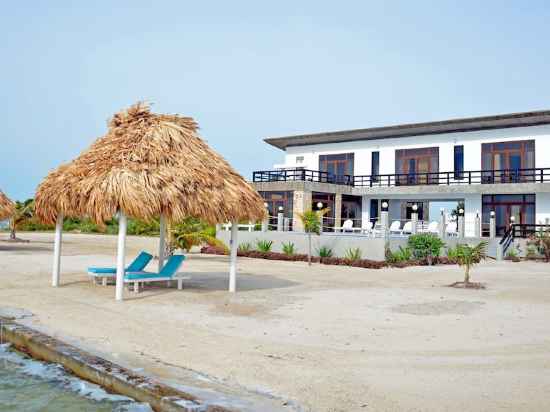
256,239,274,252
316,246,333,258
344,247,362,262
238,242,252,253
282,241,296,256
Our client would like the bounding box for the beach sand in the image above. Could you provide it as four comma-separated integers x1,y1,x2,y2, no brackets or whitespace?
1,232,549,411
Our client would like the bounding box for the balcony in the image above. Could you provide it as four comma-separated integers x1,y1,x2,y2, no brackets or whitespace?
252,168,550,187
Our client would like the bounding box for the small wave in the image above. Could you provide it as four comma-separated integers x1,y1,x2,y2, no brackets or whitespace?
0,343,153,411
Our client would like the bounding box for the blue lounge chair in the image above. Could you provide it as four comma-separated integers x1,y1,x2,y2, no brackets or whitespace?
124,254,187,293
88,251,153,285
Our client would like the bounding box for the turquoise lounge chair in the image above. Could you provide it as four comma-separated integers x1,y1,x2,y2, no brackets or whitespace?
124,254,187,293
88,251,153,285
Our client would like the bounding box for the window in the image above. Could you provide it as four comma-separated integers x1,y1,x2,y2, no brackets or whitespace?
482,194,535,236
296,156,304,165
319,153,354,184
395,147,439,185
454,145,464,180
481,140,535,183
371,151,380,182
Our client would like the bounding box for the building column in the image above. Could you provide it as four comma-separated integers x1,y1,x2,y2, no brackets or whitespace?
334,193,342,230
361,196,370,229
292,190,312,232
464,194,482,238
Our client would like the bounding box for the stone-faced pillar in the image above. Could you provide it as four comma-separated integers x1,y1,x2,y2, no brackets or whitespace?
334,193,342,230
293,190,312,232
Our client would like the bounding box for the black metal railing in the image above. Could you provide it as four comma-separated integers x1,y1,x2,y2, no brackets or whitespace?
252,169,353,185
253,167,550,187
500,223,550,255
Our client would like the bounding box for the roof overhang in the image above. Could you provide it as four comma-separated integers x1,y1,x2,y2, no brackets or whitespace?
264,110,550,150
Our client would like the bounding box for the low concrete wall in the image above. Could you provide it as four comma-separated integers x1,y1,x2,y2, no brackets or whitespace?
0,317,237,412
217,230,488,261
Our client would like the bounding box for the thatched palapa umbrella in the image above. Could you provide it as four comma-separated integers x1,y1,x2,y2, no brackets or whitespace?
35,103,266,300
0,190,14,221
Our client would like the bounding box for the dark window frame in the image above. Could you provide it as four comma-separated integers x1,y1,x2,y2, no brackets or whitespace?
371,151,380,182
454,145,464,180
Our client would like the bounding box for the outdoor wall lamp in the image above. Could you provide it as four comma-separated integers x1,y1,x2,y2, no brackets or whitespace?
381,201,389,211
316,202,323,209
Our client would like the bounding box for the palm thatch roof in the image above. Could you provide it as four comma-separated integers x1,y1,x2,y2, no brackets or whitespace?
35,103,267,225
0,190,14,221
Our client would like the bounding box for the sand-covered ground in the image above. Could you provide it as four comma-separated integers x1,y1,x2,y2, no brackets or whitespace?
1,232,549,411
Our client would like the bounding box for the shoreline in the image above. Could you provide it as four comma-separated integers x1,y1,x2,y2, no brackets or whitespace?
0,315,235,412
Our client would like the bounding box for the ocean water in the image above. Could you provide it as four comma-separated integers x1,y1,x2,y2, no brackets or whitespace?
0,344,153,412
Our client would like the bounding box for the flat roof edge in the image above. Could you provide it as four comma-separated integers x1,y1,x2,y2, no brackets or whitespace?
265,109,550,150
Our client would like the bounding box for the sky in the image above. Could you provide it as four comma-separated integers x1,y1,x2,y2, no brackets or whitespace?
2,1,550,201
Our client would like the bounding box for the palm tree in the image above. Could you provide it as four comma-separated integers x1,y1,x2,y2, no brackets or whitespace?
298,209,329,266
454,241,488,285
9,199,35,240
169,217,226,253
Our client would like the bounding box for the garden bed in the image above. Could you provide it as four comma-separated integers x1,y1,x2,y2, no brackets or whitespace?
200,246,455,269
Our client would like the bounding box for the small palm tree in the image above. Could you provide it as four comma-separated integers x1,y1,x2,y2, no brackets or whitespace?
9,199,34,240
169,217,226,253
298,209,329,266
454,241,488,285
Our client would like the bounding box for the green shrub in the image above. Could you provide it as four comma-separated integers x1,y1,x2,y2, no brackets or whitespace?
282,241,296,256
238,242,252,252
256,239,274,252
344,247,362,261
408,234,445,265
316,246,333,258
385,246,412,264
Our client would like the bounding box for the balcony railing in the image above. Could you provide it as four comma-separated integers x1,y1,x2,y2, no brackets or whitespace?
253,167,550,187
252,169,353,185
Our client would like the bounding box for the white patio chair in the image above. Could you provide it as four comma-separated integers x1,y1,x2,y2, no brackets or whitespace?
427,221,439,234
389,220,402,235
402,221,413,234
446,222,458,237
342,219,354,232
361,221,374,235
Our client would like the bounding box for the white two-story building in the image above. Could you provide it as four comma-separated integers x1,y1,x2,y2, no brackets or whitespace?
252,110,550,238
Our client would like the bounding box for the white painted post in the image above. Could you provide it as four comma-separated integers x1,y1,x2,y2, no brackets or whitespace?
439,208,446,239
158,214,166,272
52,214,63,287
283,217,290,232
215,223,222,233
261,219,268,232
490,211,496,239
115,212,128,301
381,211,389,239
458,215,465,239
411,212,418,234
411,204,418,235
229,221,238,292
248,221,253,232
474,211,481,238
277,212,284,231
